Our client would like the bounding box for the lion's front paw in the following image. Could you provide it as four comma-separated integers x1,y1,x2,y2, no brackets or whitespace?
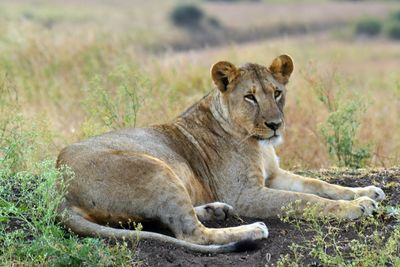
339,196,378,220
355,186,385,201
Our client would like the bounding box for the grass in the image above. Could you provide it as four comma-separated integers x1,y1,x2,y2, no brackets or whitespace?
0,0,399,265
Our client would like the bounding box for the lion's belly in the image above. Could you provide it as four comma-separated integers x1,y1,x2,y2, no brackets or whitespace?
164,161,214,206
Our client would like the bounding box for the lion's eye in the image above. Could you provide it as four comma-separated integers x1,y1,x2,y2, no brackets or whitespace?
274,90,282,99
244,94,257,103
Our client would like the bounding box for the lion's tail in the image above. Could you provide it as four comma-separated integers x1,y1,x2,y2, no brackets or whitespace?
61,208,260,253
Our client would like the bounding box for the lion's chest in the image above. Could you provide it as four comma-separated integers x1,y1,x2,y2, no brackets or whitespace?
258,142,280,184
219,142,279,185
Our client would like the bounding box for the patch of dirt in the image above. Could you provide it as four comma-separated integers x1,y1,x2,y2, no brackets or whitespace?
136,167,399,267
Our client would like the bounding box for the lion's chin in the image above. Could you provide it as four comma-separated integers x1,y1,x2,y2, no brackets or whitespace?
257,135,283,147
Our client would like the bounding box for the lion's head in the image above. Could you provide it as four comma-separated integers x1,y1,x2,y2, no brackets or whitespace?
211,55,294,145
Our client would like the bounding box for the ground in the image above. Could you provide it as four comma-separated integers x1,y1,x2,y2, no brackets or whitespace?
134,168,399,266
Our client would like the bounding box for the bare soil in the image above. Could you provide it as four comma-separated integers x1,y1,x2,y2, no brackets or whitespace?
135,167,400,267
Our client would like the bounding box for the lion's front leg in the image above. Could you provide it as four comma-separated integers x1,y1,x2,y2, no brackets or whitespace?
235,187,378,220
266,169,385,201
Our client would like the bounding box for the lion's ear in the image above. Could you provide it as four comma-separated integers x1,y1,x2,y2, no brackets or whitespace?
268,54,294,85
211,61,238,92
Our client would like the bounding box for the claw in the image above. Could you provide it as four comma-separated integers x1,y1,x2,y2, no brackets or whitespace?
360,205,366,214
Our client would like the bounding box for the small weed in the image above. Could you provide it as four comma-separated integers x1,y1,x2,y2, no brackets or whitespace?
277,203,400,266
81,65,144,137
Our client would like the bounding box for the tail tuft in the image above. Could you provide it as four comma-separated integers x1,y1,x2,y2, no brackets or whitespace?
232,239,263,252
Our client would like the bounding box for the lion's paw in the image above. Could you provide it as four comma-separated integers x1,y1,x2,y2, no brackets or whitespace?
354,186,385,201
339,196,378,220
195,202,234,221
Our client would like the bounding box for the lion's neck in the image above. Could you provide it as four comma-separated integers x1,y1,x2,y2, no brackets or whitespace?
175,90,248,142
210,91,252,140
209,91,232,132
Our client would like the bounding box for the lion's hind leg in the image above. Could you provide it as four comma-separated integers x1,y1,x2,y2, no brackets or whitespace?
164,205,269,246
194,202,234,221
155,183,268,246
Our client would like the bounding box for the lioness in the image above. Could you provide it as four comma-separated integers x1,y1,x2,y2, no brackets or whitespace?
57,55,385,253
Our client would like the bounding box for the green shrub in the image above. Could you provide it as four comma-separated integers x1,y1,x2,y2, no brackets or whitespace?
386,22,400,40
320,100,371,168
81,65,144,137
170,4,204,28
0,160,141,266
207,16,221,28
0,76,40,174
310,73,371,168
390,10,400,21
355,18,382,36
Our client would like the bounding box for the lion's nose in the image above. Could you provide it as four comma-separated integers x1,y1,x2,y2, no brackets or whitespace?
265,120,282,131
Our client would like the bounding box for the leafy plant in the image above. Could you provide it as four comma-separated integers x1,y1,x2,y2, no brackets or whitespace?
0,76,37,174
81,65,144,137
309,73,371,168
0,160,141,266
320,100,371,168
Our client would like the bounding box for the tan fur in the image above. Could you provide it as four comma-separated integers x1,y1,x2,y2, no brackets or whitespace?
56,55,385,252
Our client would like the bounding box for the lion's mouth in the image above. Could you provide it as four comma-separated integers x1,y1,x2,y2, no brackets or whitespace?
252,133,279,141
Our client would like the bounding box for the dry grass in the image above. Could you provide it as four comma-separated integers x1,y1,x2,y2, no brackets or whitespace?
0,0,398,169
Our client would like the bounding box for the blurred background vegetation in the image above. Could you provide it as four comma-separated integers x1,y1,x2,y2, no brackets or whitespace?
1,0,399,265
0,0,399,169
